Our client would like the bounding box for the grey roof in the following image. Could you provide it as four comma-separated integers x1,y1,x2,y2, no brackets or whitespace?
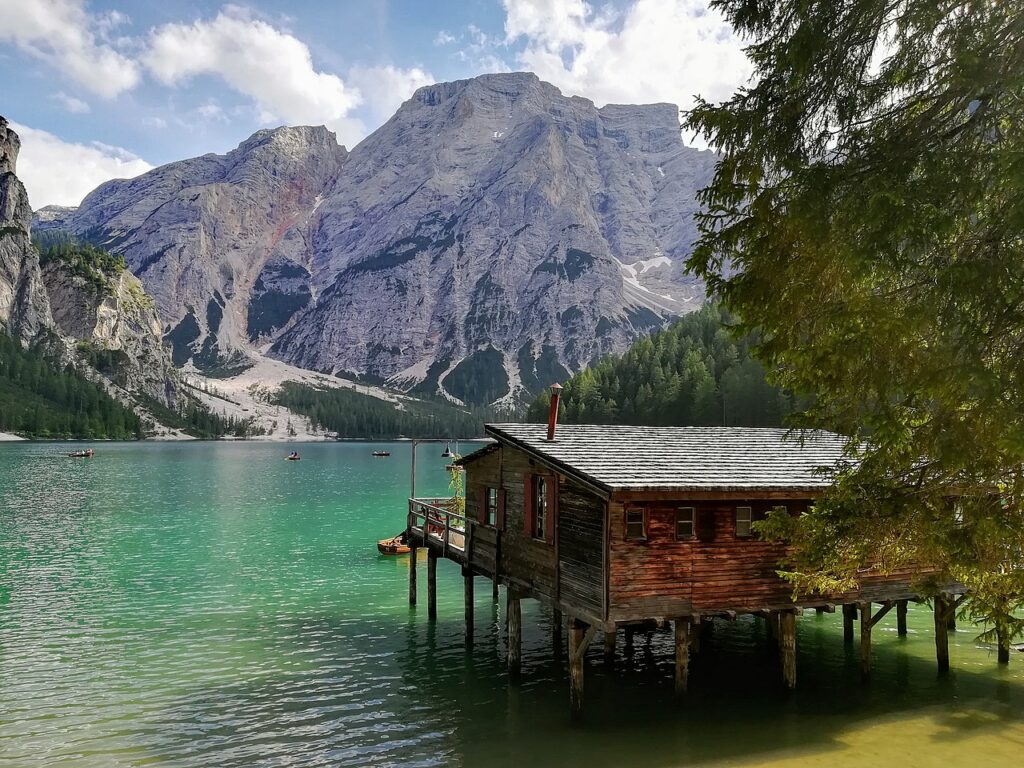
484,423,851,493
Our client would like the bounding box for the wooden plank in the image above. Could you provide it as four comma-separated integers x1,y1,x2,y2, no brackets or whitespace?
869,601,894,629
780,611,796,689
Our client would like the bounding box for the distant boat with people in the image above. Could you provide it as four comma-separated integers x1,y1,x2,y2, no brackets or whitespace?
372,450,391,457
67,449,95,458
285,451,301,461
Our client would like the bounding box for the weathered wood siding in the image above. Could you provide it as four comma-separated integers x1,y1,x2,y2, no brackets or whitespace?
556,477,604,617
465,451,501,576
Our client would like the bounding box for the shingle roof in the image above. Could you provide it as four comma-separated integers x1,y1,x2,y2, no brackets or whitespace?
483,423,851,492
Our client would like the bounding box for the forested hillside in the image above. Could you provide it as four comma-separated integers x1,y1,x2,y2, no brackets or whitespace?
525,305,794,426
276,382,489,439
0,333,143,439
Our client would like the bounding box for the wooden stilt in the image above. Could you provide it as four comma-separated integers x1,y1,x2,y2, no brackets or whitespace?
408,544,417,606
897,600,908,637
859,602,872,680
946,600,957,631
492,576,499,602
998,625,1010,665
843,604,855,645
815,607,825,615
427,550,437,621
463,569,474,645
934,595,949,674
569,619,590,719
674,619,690,696
507,591,522,678
604,630,616,665
780,611,797,689
552,608,563,657
690,622,702,655
624,626,635,654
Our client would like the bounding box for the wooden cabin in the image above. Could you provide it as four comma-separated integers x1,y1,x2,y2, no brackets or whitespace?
405,421,966,717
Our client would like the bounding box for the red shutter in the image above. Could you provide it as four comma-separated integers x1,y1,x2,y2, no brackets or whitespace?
496,489,506,529
523,474,534,536
477,486,487,524
545,475,556,544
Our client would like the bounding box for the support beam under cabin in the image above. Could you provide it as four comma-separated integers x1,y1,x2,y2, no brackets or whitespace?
897,600,908,637
552,608,563,657
934,595,950,674
427,550,438,621
859,602,873,679
674,619,690,696
408,543,417,607
507,591,522,678
843,604,856,645
463,569,474,646
780,611,797,689
604,630,616,666
569,619,595,720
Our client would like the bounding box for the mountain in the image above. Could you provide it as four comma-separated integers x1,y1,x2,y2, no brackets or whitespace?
35,72,717,405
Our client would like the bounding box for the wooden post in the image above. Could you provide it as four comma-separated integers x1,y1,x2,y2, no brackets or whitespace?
780,611,797,689
998,625,1010,665
507,591,522,678
569,619,588,719
552,608,563,656
934,595,949,674
859,602,872,680
492,577,500,601
946,600,957,631
624,625,635,654
815,607,825,615
690,622,702,655
463,569,474,645
674,619,690,696
408,544,418,606
604,630,616,665
843,604,856,645
427,550,437,621
897,600,908,637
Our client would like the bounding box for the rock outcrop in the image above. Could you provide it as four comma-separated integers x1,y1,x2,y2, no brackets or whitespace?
34,73,717,405
0,116,51,342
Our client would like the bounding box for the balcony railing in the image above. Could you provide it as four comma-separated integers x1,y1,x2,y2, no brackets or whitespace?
408,497,467,556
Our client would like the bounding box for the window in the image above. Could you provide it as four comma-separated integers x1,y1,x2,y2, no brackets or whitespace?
534,476,548,540
735,506,753,538
676,507,695,539
486,487,498,526
625,507,646,540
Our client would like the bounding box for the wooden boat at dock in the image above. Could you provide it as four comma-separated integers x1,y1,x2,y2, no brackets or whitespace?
377,532,411,555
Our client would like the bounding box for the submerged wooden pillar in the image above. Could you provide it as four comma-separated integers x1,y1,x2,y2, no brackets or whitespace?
780,611,797,689
492,576,500,601
427,550,438,620
946,599,957,631
843,604,856,645
934,595,950,674
859,602,873,680
604,630,616,665
569,619,589,719
463,569,474,645
552,608,563,656
674,619,690,696
507,591,522,678
624,625,635,654
897,600,908,637
408,544,418,606
998,626,1011,665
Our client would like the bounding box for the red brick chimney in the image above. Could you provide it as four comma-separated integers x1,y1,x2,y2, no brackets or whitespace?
546,383,562,441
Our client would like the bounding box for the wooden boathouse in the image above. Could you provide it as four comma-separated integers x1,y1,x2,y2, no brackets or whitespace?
405,414,975,716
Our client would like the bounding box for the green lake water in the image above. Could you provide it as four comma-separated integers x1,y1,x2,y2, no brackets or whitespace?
1,441,1023,767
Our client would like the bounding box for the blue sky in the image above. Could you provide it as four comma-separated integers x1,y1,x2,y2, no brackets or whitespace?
0,1,749,208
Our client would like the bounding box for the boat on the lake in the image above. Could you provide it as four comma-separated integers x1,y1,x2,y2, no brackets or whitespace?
285,451,301,461
377,532,411,555
67,449,95,458
372,450,391,457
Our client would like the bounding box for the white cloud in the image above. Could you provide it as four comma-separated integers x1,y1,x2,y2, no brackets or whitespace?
10,122,152,208
503,0,751,114
347,65,435,127
434,30,457,46
0,0,140,98
143,6,364,143
52,91,90,114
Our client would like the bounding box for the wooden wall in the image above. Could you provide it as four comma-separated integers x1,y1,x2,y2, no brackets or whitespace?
557,477,604,617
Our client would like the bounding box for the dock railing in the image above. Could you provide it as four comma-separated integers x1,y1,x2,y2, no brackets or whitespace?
408,497,467,558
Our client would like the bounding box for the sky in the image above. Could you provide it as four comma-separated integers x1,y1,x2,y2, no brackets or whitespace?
0,0,752,209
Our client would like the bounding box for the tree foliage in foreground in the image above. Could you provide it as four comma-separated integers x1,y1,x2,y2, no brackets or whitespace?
526,305,794,427
687,1,1024,645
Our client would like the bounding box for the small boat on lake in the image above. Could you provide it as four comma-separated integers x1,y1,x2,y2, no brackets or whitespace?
377,532,411,555
372,450,391,457
285,451,301,461
68,449,95,458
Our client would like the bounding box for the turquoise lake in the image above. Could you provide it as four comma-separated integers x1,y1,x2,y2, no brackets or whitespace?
1,441,1023,767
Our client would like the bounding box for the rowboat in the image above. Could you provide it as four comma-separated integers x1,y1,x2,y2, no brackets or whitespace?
377,533,411,555
68,449,95,458
372,450,391,457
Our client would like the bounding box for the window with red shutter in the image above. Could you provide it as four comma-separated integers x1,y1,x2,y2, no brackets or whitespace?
523,473,535,536
496,488,506,529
